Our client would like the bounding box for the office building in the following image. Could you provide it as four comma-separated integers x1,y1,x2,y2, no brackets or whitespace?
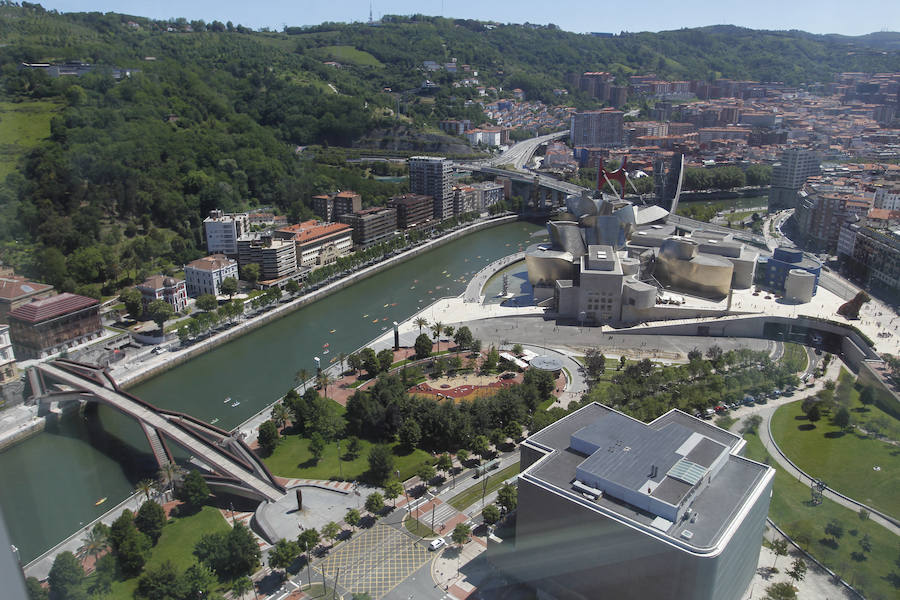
768,148,820,211
339,207,398,247
489,402,774,600
237,235,299,282
184,254,239,298
0,324,17,385
137,275,188,314
312,191,362,222
273,221,352,269
409,156,453,219
0,276,54,324
387,194,435,230
570,109,624,147
7,293,102,359
203,210,250,255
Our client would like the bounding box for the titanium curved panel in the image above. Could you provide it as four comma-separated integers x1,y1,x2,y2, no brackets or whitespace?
655,253,733,298
525,244,575,286
548,221,588,256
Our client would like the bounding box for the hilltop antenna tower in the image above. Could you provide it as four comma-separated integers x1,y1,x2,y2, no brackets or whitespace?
369,1,373,24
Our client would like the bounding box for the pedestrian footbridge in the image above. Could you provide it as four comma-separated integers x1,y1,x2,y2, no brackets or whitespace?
29,359,285,503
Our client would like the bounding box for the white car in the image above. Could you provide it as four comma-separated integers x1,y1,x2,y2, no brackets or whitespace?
429,537,446,551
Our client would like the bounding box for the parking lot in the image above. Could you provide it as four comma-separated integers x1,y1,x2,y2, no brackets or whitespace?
316,523,430,599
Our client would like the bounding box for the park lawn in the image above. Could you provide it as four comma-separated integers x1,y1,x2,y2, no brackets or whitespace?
263,436,431,482
780,343,808,373
836,368,900,442
312,45,384,67
448,463,520,511
0,100,60,179
741,431,898,600
770,401,899,518
404,516,437,538
91,505,230,599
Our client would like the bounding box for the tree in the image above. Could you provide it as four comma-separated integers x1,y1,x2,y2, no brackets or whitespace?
482,504,501,526
78,523,109,568
398,418,422,449
618,355,627,371
181,563,216,599
497,483,517,514
316,370,333,399
765,582,797,600
26,577,49,600
384,480,404,507
858,533,872,554
414,333,433,360
453,326,473,352
365,492,385,515
431,321,444,353
48,551,85,600
194,522,259,580
146,299,174,331
787,557,807,584
361,347,380,376
451,523,471,547
416,463,436,490
231,576,253,600
471,435,490,460
436,453,453,477
741,415,763,435
377,348,394,373
511,343,524,356
367,444,395,485
135,500,167,545
195,294,218,311
347,352,363,374
345,508,361,532
298,528,320,555
271,402,290,430
834,406,851,430
321,521,341,549
309,432,326,462
178,470,210,511
120,287,143,319
414,317,428,335
859,386,875,408
346,436,362,459
825,519,844,543
242,263,260,286
771,538,788,569
285,278,301,296
504,421,522,442
806,404,821,425
295,368,310,393
258,420,280,456
584,349,607,378
269,538,299,576
220,276,239,298
456,449,470,465
135,560,182,600
687,347,703,362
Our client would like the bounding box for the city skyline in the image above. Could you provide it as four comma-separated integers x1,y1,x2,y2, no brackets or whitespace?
33,0,900,37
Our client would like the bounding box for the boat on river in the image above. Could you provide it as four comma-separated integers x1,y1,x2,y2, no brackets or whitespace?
223,396,231,404
94,497,107,506
231,401,240,407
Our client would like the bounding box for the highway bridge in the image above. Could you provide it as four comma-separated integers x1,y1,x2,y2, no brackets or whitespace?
29,360,285,503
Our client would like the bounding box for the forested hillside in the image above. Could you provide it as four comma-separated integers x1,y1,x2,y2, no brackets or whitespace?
0,2,898,297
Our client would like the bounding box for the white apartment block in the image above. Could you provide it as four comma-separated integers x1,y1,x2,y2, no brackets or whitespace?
184,254,239,297
0,324,17,385
203,209,250,255
874,186,900,211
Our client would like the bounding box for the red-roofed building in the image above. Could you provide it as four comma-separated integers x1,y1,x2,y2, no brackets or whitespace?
7,293,101,359
0,276,54,324
273,221,353,268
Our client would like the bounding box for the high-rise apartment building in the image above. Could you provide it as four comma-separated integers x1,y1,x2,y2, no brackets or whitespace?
768,148,820,211
312,191,362,222
569,109,624,147
338,207,398,247
387,194,435,230
409,157,453,219
203,210,250,255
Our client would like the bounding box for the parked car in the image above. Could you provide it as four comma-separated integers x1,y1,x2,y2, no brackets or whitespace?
429,537,446,551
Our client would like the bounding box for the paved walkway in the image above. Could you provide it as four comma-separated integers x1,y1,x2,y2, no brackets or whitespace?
728,361,900,537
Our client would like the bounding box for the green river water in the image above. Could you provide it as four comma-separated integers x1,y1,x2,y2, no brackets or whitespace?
0,221,542,563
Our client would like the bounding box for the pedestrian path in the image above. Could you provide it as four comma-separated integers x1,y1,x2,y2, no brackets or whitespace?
278,478,355,493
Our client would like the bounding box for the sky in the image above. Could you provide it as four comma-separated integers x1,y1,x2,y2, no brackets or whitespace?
33,1,900,37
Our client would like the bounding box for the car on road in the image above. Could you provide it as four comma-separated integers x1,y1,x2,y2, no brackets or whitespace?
429,537,446,551
151,346,167,355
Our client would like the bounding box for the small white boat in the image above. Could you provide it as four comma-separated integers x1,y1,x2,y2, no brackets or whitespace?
223,396,231,404
210,418,219,425
231,401,240,407
323,349,330,355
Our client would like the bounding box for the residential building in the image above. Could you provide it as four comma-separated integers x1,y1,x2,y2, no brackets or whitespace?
409,157,453,219
136,276,188,314
489,402,774,600
312,191,362,222
768,148,820,211
840,223,900,294
697,127,751,145
0,276,54,324
184,254,239,298
0,324,17,385
338,207,398,247
570,109,624,148
794,183,872,251
438,119,472,136
7,293,102,359
387,194,435,229
470,182,505,210
874,184,900,211
452,186,479,215
203,210,250,255
273,221,352,269
237,235,299,281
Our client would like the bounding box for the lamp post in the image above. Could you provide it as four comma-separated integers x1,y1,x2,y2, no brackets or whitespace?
337,440,342,480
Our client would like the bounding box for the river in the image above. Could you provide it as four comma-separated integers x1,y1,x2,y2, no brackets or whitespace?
0,221,542,563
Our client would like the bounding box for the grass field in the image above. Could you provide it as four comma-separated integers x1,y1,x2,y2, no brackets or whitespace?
835,368,900,441
312,45,383,67
448,463,520,511
263,436,432,482
770,401,899,518
742,431,899,599
780,343,809,373
86,505,230,598
0,100,60,179
404,516,437,538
